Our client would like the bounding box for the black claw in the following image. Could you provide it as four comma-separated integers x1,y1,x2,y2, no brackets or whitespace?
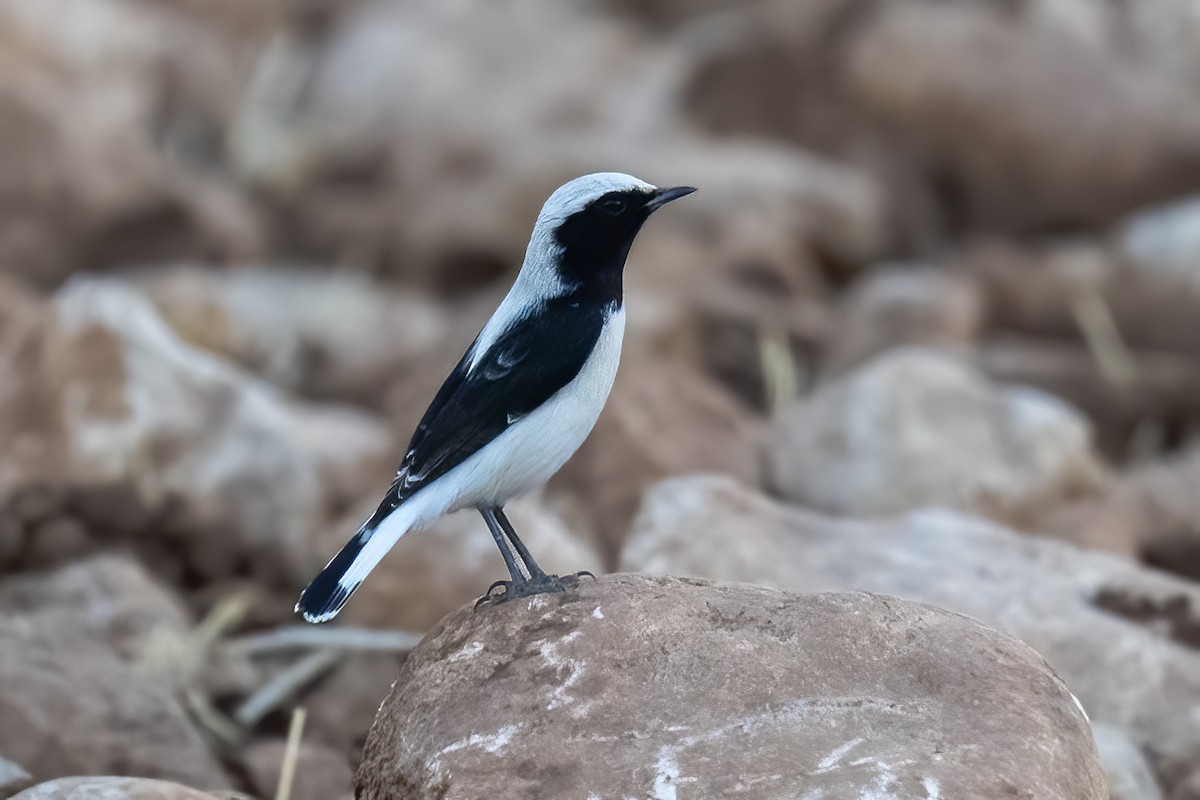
474,572,589,610
574,570,597,581
474,580,512,610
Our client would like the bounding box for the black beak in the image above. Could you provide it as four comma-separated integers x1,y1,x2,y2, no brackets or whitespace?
645,185,697,211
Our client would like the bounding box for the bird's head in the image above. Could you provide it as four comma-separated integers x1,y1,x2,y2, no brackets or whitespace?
522,172,696,302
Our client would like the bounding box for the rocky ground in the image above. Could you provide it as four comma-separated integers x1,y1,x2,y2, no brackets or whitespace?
2,0,1200,798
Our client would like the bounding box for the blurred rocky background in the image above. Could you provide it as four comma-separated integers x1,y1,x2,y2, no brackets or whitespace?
1,0,1200,797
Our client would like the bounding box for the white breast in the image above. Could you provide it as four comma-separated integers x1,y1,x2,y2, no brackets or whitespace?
412,307,626,519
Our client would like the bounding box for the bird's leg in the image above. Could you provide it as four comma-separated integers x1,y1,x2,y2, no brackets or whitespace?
477,505,594,608
476,507,530,607
493,505,550,582
494,506,595,593
497,506,596,584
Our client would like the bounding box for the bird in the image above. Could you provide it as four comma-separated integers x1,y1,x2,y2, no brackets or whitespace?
296,172,696,623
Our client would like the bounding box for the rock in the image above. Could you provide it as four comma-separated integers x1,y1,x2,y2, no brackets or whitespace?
1120,447,1200,578
0,0,263,288
0,559,254,739
974,336,1200,461
621,475,1200,795
305,653,406,754
611,144,880,410
1172,770,1200,800
683,0,1200,238
671,283,831,415
965,235,1200,458
131,266,450,405
550,356,762,561
1094,723,1164,800
1104,195,1200,362
0,514,20,572
839,2,1200,233
11,777,223,800
610,0,743,30
0,555,189,661
822,265,986,375
243,739,353,800
22,518,91,571
1034,444,1200,580
229,0,886,287
321,496,603,633
764,348,1106,520
1118,196,1200,297
0,757,33,798
0,616,230,787
1122,0,1200,99
965,224,1200,381
1017,477,1147,561
0,276,390,584
356,575,1105,799
283,402,395,519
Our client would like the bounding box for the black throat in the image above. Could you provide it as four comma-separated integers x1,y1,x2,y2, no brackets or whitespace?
552,189,653,308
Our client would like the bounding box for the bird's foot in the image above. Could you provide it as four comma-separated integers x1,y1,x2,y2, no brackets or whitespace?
474,579,512,609
474,572,590,609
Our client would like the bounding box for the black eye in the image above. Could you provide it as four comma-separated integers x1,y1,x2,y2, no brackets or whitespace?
599,197,626,216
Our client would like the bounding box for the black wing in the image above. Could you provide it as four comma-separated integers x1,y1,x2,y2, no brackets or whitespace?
367,295,609,524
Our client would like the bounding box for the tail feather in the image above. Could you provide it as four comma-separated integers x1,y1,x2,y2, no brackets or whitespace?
296,489,419,623
295,528,371,622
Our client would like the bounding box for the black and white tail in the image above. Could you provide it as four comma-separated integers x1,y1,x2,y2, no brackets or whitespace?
295,486,422,623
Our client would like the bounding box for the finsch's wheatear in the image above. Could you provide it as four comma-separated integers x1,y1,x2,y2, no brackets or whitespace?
297,173,695,622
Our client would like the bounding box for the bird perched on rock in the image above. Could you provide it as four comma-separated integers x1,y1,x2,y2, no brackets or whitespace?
297,173,695,622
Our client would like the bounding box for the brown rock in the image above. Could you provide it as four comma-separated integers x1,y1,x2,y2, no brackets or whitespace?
1172,769,1200,800
683,0,1200,239
243,739,353,800
765,348,1105,519
551,356,762,561
965,236,1200,457
0,616,230,787
229,0,886,287
0,277,390,585
975,337,1200,461
966,232,1200,384
822,265,986,375
842,2,1200,233
322,496,603,633
967,236,1200,358
0,555,190,661
1122,0,1200,97
621,475,1200,795
1035,444,1200,579
132,266,450,405
305,653,406,754
12,777,224,800
356,575,1105,799
283,402,395,518
1121,446,1200,578
22,518,90,571
0,1,263,287
0,513,21,571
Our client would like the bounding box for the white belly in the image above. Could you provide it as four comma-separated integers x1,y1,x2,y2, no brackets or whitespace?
412,307,625,518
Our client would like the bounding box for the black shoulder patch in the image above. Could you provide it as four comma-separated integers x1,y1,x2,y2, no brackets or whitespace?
394,294,611,500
